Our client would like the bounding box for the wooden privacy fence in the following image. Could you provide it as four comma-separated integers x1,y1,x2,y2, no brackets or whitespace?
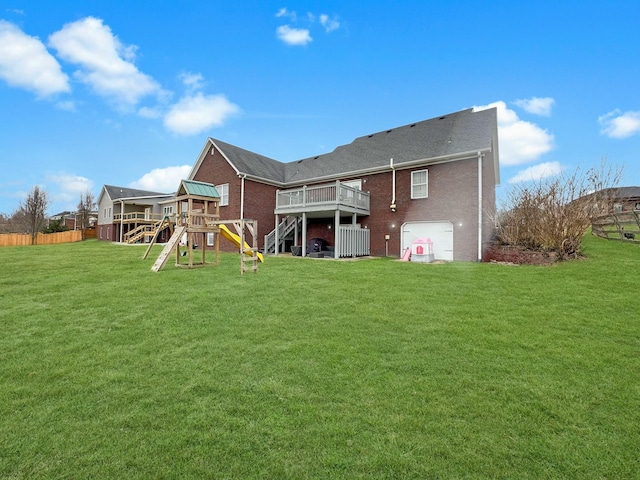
0,230,83,247
591,210,640,242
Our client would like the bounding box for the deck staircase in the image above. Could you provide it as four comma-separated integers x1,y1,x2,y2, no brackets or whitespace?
151,225,186,272
124,218,167,244
263,216,302,254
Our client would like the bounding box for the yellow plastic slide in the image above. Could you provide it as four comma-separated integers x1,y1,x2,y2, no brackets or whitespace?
219,224,264,262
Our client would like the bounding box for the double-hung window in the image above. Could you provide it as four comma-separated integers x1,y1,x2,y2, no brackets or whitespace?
411,170,428,199
216,183,229,206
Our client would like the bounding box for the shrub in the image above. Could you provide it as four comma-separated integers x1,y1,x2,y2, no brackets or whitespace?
495,160,623,259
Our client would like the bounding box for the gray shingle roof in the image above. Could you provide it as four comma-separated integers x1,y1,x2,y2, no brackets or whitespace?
600,186,640,199
210,107,497,185
615,186,640,198
104,185,172,200
211,140,286,182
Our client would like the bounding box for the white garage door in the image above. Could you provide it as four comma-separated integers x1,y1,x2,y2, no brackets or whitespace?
401,221,454,261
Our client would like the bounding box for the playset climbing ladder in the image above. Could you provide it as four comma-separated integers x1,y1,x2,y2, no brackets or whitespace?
142,215,173,260
151,225,186,272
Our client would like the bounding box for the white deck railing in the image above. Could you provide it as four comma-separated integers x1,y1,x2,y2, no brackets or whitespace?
276,181,370,213
338,225,370,257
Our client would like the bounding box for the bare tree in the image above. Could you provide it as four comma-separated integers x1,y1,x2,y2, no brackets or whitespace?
17,186,49,244
76,190,96,240
0,213,10,233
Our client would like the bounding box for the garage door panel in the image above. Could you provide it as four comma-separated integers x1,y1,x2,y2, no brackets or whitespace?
401,221,454,261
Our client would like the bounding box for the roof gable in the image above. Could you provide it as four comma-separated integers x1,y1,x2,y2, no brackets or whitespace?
212,140,286,182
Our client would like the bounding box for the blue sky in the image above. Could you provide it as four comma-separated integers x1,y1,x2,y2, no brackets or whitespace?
1,0,639,215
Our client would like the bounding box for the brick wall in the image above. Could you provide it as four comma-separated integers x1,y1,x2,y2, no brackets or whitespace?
358,158,486,260
192,144,278,252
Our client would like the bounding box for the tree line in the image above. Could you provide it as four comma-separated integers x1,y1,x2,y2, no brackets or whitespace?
0,186,96,244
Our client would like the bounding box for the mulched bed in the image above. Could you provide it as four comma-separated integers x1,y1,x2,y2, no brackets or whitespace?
483,244,559,265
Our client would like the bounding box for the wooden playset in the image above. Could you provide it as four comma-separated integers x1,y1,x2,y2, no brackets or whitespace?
143,180,262,275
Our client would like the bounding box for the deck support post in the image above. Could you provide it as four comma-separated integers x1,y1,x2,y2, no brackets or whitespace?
274,214,280,256
302,212,307,257
334,209,340,259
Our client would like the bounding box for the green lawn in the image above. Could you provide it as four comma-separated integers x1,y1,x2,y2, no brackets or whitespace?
1,236,638,479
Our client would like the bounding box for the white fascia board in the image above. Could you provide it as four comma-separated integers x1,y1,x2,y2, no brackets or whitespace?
97,185,110,205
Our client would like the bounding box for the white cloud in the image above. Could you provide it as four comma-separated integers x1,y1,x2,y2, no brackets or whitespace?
276,25,312,46
47,173,93,194
513,97,555,116
598,109,640,139
179,72,204,92
0,20,70,97
138,106,162,119
275,9,339,45
474,101,555,166
319,14,340,32
276,8,297,21
508,161,562,184
163,93,240,135
129,165,192,192
48,17,162,107
46,173,94,208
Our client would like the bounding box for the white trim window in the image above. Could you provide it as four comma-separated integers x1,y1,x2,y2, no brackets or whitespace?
163,205,174,216
207,232,215,246
411,170,428,199
216,183,229,206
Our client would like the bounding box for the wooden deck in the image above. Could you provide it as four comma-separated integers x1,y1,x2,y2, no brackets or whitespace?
275,181,370,216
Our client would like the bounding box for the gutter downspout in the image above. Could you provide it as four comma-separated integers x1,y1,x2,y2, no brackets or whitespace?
390,158,396,211
240,174,246,219
477,151,483,261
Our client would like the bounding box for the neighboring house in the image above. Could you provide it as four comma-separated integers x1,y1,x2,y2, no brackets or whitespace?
187,107,500,261
97,185,174,243
49,210,98,230
579,186,640,216
605,186,640,213
588,186,640,242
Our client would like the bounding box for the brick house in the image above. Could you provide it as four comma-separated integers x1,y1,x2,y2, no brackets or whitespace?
48,210,97,230
187,107,500,261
